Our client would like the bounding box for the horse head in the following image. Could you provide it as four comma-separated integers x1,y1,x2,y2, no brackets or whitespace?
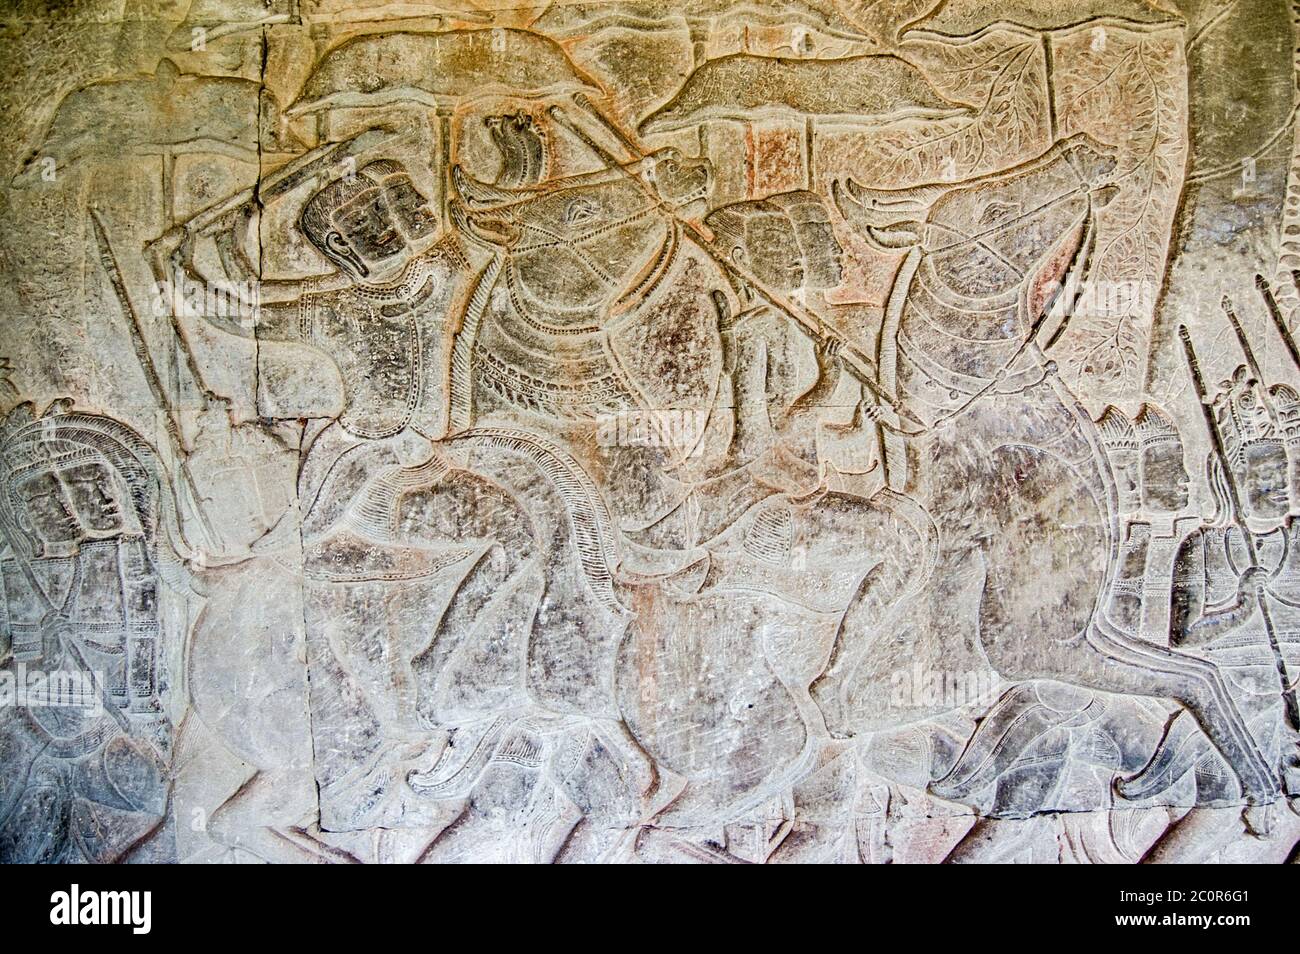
834,135,1119,425
836,134,1117,292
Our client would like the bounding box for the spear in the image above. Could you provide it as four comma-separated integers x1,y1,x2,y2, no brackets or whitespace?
1257,273,1300,376
1220,294,1279,426
547,98,928,435
1179,324,1300,731
89,210,217,550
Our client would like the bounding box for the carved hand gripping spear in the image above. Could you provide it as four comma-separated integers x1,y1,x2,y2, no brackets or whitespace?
1178,324,1300,733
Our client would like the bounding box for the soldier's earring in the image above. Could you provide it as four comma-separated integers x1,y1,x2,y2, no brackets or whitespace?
325,231,369,278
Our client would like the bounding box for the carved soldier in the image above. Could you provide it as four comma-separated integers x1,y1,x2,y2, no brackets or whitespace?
1108,382,1300,851
1136,373,1300,809
1097,407,1146,635
1096,404,1190,638
452,145,717,442
1253,383,1300,596
702,190,859,473
1170,372,1291,649
155,132,694,839
161,156,465,449
0,402,185,862
1138,405,1194,517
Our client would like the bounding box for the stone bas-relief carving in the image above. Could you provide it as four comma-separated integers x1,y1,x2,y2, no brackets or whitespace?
1,0,1299,865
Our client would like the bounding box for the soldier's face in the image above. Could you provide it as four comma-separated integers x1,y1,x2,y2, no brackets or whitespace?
334,186,410,270
1108,449,1140,516
793,216,843,289
1243,442,1290,523
382,174,438,242
15,460,125,548
16,471,80,544
1140,442,1189,514
743,215,805,291
61,462,124,533
329,175,438,280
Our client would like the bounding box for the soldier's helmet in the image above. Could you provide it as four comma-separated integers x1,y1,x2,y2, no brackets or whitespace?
1213,367,1290,529
299,159,439,282
1134,403,1188,515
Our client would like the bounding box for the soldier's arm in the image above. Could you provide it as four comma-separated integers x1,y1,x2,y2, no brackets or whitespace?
151,203,349,343
784,334,847,424
1171,532,1262,647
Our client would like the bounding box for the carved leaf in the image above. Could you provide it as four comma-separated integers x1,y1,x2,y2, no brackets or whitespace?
1054,26,1186,397
850,31,1051,187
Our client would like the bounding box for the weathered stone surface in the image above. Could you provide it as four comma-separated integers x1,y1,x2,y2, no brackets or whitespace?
1,0,1298,863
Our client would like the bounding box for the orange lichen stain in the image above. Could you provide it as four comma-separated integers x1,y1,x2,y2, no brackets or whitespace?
751,123,804,197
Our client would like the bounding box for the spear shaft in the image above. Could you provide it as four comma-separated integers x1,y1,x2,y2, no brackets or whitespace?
89,210,217,550
1221,294,1279,413
1257,273,1300,376
549,100,926,432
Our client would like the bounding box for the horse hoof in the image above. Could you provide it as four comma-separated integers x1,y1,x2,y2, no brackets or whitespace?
1282,756,1300,799
1241,803,1273,838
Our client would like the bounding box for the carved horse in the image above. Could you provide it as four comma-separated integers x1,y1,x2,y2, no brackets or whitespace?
828,134,1280,807
429,147,938,838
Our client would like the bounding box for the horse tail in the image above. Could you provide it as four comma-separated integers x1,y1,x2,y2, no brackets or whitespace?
446,254,503,432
